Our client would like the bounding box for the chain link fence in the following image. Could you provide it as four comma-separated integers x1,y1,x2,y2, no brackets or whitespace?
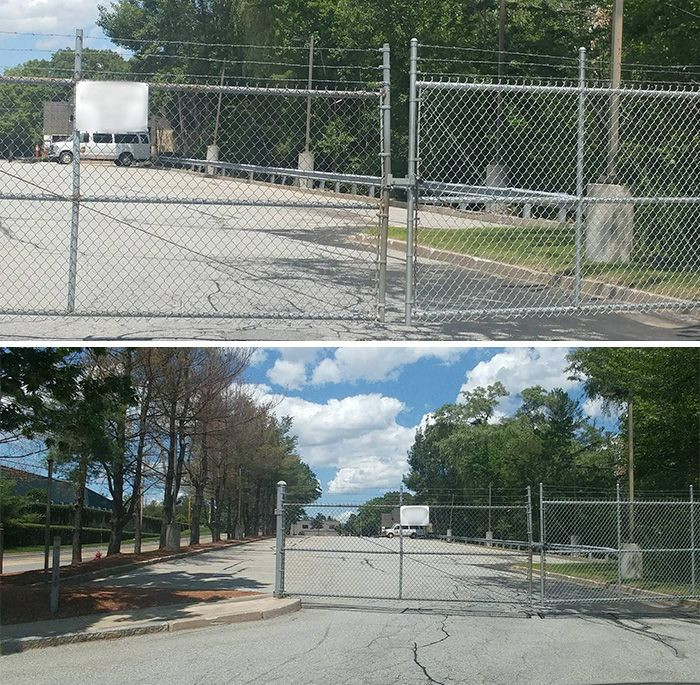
0,36,389,320
406,42,700,322
275,483,698,612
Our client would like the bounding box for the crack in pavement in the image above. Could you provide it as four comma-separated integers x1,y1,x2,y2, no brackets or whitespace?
412,641,448,685
602,613,685,658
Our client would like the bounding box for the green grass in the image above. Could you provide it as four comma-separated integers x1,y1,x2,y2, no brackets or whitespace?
373,225,699,299
4,534,162,554
523,561,693,595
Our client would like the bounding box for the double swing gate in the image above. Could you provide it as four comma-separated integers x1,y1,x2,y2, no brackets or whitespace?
2,35,698,322
274,483,699,612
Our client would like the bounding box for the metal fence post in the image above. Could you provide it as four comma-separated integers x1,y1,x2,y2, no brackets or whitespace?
274,480,287,598
691,484,696,596
539,483,545,605
405,38,419,326
526,486,533,609
67,28,83,313
377,43,392,323
43,457,53,583
574,46,586,306
616,481,622,586
50,535,61,614
398,484,404,599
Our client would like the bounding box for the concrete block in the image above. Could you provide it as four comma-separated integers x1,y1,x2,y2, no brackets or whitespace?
297,151,314,189
585,183,634,263
206,145,219,176
165,523,181,551
485,163,508,214
620,542,643,580
485,531,493,548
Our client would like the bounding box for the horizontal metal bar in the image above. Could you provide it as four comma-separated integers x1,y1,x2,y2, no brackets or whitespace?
177,157,382,186
418,79,700,100
545,594,700,603
287,592,530,604
0,75,72,86
0,193,376,209
421,179,575,202
285,503,526,510
285,547,528,556
544,499,696,505
414,301,699,319
150,80,379,99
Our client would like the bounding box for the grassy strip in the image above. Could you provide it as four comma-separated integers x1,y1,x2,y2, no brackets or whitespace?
373,225,699,299
520,561,693,595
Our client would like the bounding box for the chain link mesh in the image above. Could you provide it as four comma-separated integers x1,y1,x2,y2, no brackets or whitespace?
0,60,384,319
542,497,699,603
411,46,700,321
279,489,698,610
282,501,532,606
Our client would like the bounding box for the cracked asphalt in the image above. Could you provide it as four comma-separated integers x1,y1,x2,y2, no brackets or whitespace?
2,161,698,341
4,538,699,684
4,602,698,684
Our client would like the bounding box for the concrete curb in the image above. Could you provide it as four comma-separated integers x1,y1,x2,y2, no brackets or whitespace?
353,234,694,308
0,597,301,654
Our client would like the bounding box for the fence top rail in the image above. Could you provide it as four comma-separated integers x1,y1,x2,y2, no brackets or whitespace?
417,78,700,99
543,499,696,505
150,81,379,98
284,502,527,510
0,74,380,98
0,75,73,86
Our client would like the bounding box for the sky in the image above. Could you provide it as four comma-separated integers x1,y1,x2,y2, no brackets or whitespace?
241,346,615,504
0,1,120,74
0,346,618,506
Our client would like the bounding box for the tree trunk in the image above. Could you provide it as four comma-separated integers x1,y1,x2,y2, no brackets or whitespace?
190,486,204,545
71,453,88,565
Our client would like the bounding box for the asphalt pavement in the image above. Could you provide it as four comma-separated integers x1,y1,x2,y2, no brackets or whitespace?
2,160,697,340
3,600,698,684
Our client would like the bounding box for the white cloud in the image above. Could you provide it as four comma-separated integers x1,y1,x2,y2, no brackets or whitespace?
0,1,102,36
266,359,308,390
459,348,578,416
327,457,409,493
249,348,268,367
310,347,465,386
250,385,416,493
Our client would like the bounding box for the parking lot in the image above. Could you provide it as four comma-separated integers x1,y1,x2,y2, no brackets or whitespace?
0,160,380,318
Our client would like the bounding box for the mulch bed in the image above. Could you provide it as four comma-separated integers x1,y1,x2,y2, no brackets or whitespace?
1,585,259,625
1,537,266,587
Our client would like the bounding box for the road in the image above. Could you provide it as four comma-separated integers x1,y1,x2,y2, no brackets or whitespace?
3,599,698,684
1,160,697,340
4,537,699,684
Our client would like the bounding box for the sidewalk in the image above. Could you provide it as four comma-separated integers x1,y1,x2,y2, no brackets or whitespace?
1,594,300,654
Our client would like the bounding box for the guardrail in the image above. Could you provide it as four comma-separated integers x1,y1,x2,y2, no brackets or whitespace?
170,156,383,199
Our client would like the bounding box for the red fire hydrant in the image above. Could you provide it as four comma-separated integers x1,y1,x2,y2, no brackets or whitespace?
94,551,102,560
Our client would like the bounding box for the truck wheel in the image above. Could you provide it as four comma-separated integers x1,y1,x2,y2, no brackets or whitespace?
410,532,417,539
118,152,134,167
58,151,73,165
387,533,394,538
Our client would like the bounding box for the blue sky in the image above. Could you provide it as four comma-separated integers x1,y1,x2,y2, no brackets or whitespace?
1,346,616,506
0,2,119,75
241,346,614,505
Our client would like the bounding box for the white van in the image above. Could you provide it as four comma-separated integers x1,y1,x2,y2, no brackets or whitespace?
49,131,150,166
384,524,419,539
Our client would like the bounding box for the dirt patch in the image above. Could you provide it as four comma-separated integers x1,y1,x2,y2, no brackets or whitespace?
1,537,267,587
1,585,260,625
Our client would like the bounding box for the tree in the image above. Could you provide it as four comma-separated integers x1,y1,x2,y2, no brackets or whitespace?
567,347,700,491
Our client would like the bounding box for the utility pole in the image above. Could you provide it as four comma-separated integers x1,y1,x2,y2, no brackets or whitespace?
498,0,506,81
43,457,54,583
304,34,315,154
213,65,225,147
607,0,624,180
628,394,635,541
